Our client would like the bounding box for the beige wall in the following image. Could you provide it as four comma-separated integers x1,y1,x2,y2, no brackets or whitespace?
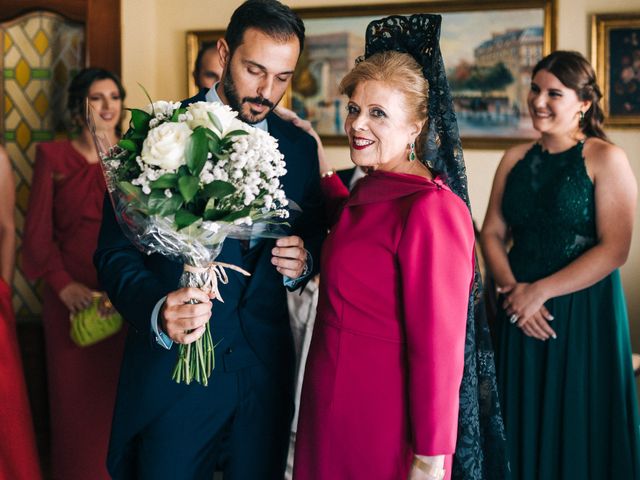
121,0,639,351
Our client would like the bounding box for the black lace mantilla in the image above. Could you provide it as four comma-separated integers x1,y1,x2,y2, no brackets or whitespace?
363,14,469,206
363,14,510,480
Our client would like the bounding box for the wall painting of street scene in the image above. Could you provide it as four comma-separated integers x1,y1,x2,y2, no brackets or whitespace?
292,1,555,148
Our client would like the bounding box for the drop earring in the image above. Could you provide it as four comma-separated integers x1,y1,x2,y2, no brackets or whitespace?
579,111,585,127
408,142,416,162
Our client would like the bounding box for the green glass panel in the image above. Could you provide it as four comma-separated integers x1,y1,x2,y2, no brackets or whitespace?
32,68,51,79
32,130,54,141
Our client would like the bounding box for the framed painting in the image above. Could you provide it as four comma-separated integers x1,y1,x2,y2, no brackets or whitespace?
591,13,640,128
186,29,225,97
293,0,555,148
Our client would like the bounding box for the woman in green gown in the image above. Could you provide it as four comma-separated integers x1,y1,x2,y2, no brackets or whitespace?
481,50,640,479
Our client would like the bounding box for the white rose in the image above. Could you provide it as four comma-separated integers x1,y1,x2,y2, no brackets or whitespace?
186,102,241,136
140,122,192,170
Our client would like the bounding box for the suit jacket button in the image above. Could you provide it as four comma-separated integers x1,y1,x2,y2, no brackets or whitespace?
225,347,233,354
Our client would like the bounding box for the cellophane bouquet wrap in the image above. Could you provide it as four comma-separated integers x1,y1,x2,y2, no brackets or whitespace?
90,99,290,385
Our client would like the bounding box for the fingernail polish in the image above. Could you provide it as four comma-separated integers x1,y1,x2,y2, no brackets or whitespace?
551,334,557,339
549,315,555,321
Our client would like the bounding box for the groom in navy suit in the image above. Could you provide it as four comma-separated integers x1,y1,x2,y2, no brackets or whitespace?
94,1,326,478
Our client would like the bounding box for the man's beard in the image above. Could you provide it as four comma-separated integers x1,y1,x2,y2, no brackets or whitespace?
223,67,276,124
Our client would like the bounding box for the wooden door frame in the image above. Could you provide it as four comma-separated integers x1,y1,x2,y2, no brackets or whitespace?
0,0,121,75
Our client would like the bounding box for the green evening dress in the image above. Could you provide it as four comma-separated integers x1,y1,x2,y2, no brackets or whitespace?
495,141,640,480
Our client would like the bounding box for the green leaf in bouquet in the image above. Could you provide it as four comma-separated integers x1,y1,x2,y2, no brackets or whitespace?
150,173,178,190
204,207,231,222
147,190,183,216
203,128,221,154
212,152,230,163
208,138,219,155
129,108,152,132
129,131,146,140
118,181,144,202
224,129,249,138
203,127,221,142
175,209,201,229
202,180,236,199
186,128,209,176
170,107,186,122
138,82,154,108
178,175,200,203
222,207,251,222
207,112,224,134
118,139,138,152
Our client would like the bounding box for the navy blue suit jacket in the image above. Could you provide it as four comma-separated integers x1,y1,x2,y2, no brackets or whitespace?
94,90,326,475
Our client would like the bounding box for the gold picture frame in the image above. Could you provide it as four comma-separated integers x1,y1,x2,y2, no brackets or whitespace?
185,0,556,149
186,29,225,97
591,13,640,128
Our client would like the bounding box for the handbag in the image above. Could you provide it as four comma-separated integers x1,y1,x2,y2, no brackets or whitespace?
69,292,123,347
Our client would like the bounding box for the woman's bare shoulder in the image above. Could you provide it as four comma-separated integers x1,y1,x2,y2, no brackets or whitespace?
583,137,630,176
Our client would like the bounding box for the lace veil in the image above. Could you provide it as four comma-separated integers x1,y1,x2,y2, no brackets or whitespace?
362,14,510,479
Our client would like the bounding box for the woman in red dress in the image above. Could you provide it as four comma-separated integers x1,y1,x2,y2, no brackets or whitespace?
0,145,42,480
23,68,127,480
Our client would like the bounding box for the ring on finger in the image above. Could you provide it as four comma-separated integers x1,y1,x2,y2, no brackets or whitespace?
509,313,519,324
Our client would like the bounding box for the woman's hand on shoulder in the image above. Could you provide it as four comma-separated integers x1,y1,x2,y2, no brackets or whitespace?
59,281,95,314
274,106,331,175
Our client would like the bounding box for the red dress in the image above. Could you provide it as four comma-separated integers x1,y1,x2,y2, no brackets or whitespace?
293,171,475,480
22,141,126,480
0,278,42,480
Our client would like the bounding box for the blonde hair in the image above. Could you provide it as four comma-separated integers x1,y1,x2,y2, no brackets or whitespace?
339,51,429,125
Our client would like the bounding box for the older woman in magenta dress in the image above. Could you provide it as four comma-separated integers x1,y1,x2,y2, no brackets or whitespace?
22,68,127,480
293,49,475,480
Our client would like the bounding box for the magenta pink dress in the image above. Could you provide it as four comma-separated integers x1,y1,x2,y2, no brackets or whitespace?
293,170,475,480
22,141,126,480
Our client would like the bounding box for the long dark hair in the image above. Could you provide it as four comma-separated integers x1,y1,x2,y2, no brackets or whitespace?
68,67,126,136
225,0,305,55
532,50,608,141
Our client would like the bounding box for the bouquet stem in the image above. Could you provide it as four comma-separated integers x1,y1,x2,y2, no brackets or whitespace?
171,261,248,386
171,265,214,386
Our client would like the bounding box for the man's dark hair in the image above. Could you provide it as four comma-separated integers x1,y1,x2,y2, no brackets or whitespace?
225,0,305,55
193,41,218,77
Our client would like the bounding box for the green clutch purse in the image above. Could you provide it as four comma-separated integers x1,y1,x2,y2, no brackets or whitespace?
70,292,123,347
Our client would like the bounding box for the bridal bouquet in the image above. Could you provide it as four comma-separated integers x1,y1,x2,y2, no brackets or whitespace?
90,99,290,385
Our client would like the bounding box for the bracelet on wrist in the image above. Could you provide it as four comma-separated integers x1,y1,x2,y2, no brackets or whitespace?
320,169,336,179
412,457,445,480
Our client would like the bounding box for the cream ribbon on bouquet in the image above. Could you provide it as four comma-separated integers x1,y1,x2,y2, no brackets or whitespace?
184,262,251,302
